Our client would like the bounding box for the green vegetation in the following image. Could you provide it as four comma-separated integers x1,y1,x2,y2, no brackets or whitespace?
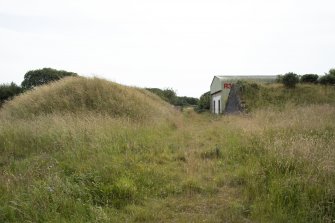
0,77,334,222
282,72,299,88
146,88,199,107
0,68,78,106
276,68,335,86
319,69,335,85
197,91,211,111
21,67,78,90
0,82,22,106
300,74,319,84
239,81,335,112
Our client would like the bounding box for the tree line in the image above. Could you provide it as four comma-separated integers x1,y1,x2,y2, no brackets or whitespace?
277,69,335,88
145,88,199,107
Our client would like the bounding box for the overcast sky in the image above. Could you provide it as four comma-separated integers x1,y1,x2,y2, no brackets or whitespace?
0,0,334,97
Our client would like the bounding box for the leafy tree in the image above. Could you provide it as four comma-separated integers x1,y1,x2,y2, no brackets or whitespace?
319,75,335,85
328,68,335,76
162,88,177,105
319,68,335,85
146,88,165,99
0,82,23,106
300,74,319,84
146,88,175,104
282,72,299,88
146,88,199,107
21,68,78,90
174,96,199,106
197,91,211,110
146,88,178,105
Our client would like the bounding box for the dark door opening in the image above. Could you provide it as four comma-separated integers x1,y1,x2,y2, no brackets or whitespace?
213,101,216,114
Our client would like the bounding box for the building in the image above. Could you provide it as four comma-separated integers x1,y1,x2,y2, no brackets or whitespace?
210,76,276,114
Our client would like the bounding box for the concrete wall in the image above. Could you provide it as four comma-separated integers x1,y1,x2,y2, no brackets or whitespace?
210,77,233,114
210,76,222,94
212,92,222,114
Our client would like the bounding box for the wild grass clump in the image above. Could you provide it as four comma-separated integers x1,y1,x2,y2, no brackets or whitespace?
219,104,335,222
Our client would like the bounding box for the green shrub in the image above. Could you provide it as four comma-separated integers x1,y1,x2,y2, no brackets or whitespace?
0,82,22,106
301,74,319,84
197,91,210,111
328,68,335,76
146,88,199,106
282,72,299,88
319,75,335,85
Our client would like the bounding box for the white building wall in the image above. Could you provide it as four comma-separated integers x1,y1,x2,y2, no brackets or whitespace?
212,93,221,114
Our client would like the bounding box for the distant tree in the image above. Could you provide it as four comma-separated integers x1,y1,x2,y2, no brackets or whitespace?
174,96,199,106
146,88,165,99
146,88,178,105
282,72,299,88
147,88,199,107
328,68,335,76
0,82,23,106
319,75,335,85
21,68,78,90
162,88,177,105
300,74,319,84
184,97,199,106
319,68,335,85
197,91,211,110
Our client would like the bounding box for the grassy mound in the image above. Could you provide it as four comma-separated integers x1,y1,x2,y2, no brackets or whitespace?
0,77,176,122
239,82,335,111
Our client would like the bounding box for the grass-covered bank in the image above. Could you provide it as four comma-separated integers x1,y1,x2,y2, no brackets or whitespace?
0,79,334,222
239,82,335,111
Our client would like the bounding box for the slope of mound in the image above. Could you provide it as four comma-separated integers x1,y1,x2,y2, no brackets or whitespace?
0,77,177,121
239,82,335,111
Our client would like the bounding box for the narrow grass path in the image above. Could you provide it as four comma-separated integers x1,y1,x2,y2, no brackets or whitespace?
124,110,251,222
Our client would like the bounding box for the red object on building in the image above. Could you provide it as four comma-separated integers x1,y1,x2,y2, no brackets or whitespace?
224,83,232,89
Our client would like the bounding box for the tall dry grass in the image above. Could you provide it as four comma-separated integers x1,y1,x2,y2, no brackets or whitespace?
0,79,334,222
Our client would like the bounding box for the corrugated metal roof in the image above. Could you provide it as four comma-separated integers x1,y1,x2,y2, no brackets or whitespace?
215,75,277,82
216,75,276,79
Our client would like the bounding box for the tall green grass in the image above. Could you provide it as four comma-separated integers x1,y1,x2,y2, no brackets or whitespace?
0,79,334,222
239,82,335,111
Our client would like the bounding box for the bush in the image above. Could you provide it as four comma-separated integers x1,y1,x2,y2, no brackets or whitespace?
328,68,335,76
0,82,23,106
300,74,319,84
21,68,78,90
319,68,335,85
174,96,199,106
146,88,199,106
197,91,210,111
319,75,335,85
282,72,299,88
